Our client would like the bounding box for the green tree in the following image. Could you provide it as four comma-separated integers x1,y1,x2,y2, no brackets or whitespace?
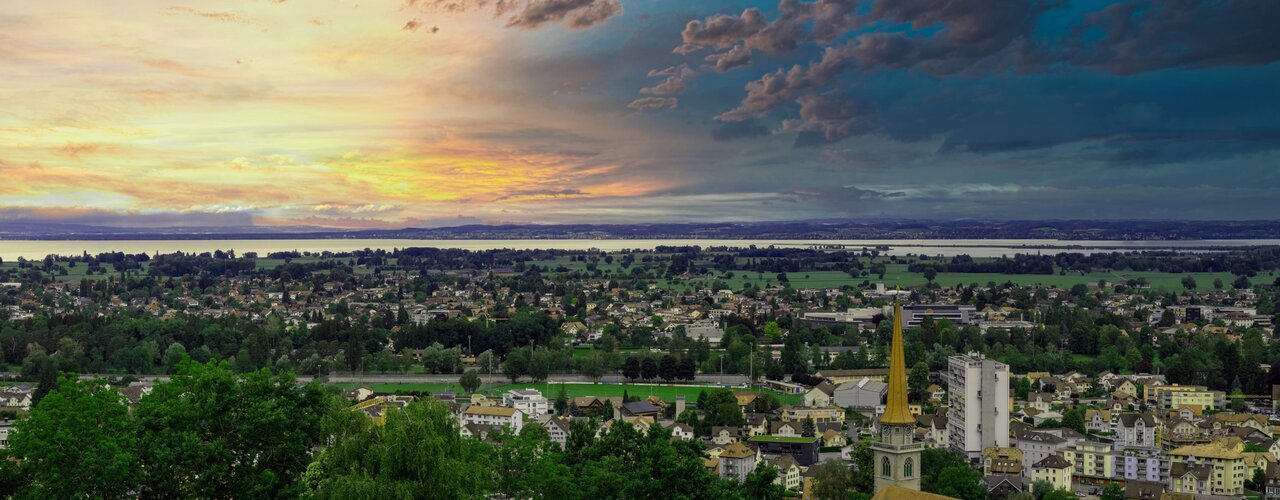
848,440,874,492
528,347,554,382
554,385,569,415
460,369,482,394
1,376,138,499
764,321,783,342
811,459,852,500
1100,482,1124,500
699,389,744,433
909,361,930,400
492,423,574,498
503,349,529,382
163,342,187,372
932,465,987,500
921,447,969,488
580,351,607,381
307,400,494,498
1041,489,1076,500
1061,407,1086,435
741,465,786,499
135,360,336,498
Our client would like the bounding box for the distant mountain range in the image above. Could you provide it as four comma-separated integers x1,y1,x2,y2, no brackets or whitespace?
4,219,1280,241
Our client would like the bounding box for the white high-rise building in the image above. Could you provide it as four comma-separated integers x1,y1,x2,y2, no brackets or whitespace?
947,352,1010,460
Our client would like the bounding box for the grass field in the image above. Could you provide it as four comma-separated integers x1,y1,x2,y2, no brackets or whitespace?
330,380,805,406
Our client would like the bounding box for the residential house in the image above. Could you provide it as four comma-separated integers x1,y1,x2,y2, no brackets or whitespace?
743,414,768,437
718,442,758,482
545,417,574,449
1167,442,1247,496
804,381,835,407
821,429,844,448
1167,462,1213,496
770,421,802,437
504,388,550,416
1086,409,1114,433
917,414,950,449
665,422,695,441
1064,441,1115,482
573,397,608,416
1030,454,1074,492
1116,413,1159,449
712,426,741,446
1266,462,1280,500
779,406,845,426
768,455,802,492
1025,393,1055,412
462,406,523,435
981,447,1024,476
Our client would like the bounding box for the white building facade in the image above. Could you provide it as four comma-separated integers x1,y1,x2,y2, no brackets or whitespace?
947,352,1010,460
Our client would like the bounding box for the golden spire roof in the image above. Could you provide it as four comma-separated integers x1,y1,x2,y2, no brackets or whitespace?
881,301,913,425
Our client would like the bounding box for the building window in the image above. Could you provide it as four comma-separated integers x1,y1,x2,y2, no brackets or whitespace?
905,458,914,478
882,457,892,477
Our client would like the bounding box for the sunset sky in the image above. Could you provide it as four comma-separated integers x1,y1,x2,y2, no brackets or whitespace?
2,0,1279,229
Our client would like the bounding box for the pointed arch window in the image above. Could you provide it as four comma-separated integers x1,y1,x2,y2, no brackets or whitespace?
904,458,914,478
882,456,891,477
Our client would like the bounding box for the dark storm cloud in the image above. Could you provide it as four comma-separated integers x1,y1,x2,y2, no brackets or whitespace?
675,0,859,55
784,92,875,146
1072,0,1280,74
668,0,1280,151
849,0,1062,76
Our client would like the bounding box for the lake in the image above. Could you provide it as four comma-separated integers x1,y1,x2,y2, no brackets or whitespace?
2,238,1278,261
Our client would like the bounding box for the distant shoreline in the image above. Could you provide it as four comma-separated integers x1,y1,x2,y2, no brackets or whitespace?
3,237,1279,262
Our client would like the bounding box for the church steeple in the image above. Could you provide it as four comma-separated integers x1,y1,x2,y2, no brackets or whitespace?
871,300,921,493
881,301,913,425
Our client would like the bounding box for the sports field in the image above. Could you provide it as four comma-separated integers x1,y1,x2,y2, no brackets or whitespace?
330,380,805,405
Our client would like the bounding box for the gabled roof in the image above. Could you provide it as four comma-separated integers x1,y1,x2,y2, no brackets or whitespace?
464,406,518,417
768,454,799,470
1033,454,1072,469
720,442,754,459
1169,462,1213,481
621,401,661,415
1118,413,1157,427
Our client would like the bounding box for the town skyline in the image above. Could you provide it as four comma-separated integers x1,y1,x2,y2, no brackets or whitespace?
3,0,1279,230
